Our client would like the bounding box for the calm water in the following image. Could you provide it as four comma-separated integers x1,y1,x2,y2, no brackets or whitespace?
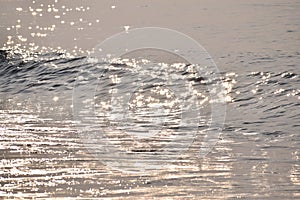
0,0,299,199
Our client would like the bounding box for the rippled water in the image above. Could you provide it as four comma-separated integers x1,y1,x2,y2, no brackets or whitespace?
1,0,300,199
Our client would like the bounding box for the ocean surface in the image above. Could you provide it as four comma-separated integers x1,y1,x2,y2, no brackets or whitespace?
0,0,299,199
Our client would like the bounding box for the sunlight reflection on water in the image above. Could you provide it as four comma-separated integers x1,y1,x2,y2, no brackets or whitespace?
0,0,300,199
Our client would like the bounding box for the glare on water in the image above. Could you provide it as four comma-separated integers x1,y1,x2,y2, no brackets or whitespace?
0,0,299,199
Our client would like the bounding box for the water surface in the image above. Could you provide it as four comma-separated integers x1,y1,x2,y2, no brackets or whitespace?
0,0,299,199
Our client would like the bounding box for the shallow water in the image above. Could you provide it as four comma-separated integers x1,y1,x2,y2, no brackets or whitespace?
0,0,300,199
